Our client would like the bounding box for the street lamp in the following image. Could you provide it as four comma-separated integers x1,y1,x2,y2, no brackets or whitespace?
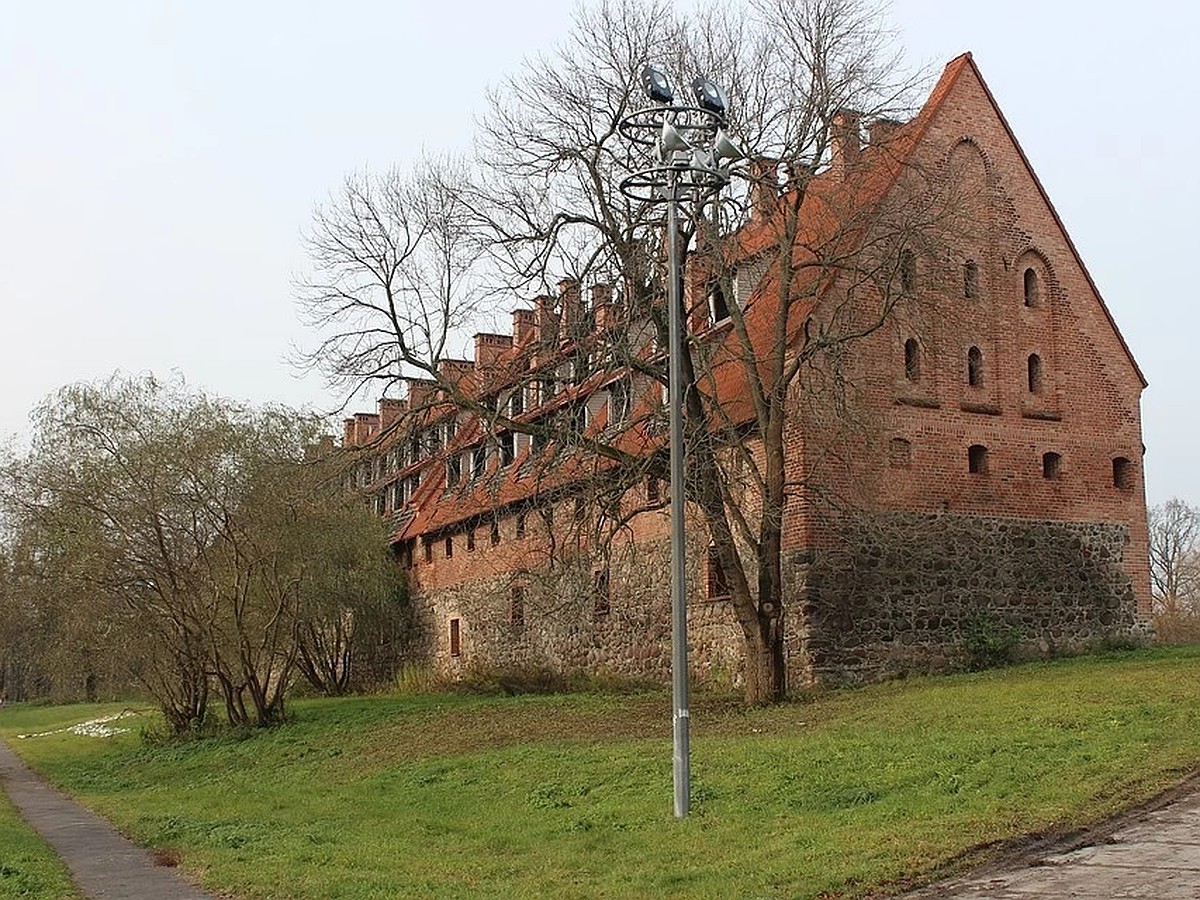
618,65,745,819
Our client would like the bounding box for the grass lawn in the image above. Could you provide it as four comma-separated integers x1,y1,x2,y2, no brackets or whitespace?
3,647,1200,898
0,787,81,900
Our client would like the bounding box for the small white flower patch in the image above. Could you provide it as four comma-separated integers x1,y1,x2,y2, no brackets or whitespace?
17,710,140,740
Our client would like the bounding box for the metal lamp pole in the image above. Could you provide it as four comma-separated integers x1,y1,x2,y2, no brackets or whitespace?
664,167,690,818
619,66,744,819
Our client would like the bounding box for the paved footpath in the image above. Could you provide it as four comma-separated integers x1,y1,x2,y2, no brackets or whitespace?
0,738,217,900
907,788,1200,899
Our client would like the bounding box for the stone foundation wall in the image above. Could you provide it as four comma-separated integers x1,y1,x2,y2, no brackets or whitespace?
404,535,746,686
799,511,1144,683
401,511,1145,690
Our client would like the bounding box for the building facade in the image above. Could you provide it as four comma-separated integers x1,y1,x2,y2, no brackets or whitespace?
340,55,1150,688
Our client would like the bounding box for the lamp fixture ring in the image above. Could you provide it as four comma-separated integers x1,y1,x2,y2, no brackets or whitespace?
618,105,727,147
618,165,729,203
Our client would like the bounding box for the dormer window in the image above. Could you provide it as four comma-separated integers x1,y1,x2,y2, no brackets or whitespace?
707,280,730,323
607,378,631,424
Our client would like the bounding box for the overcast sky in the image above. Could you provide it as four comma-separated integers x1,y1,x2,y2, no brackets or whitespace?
1,1,1195,507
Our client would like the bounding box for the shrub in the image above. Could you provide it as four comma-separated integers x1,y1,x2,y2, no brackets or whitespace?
964,616,1018,671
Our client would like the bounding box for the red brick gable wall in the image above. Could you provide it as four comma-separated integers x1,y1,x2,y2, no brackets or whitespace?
804,57,1150,619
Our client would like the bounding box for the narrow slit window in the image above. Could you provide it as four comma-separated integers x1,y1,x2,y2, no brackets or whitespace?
900,249,916,293
466,529,476,552
516,512,527,539
444,536,453,559
490,519,500,546
1027,353,1043,394
904,338,920,382
967,346,984,387
449,618,461,657
1023,267,1040,307
510,587,525,628
963,259,978,299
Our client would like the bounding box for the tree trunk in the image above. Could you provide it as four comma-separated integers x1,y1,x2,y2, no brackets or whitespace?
743,608,787,705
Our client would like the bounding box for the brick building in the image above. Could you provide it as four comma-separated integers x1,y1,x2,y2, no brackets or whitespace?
340,54,1149,687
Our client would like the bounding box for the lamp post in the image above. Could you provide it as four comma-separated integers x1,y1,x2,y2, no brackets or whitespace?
619,66,744,819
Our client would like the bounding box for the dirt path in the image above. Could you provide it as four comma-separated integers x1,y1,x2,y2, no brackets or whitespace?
0,739,217,900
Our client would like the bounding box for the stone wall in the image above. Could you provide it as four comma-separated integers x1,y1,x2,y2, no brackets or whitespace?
798,510,1144,683
404,534,746,685
402,510,1146,690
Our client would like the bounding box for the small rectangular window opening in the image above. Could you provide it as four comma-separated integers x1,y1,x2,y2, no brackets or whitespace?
968,444,989,475
706,545,730,600
510,588,525,627
593,569,611,617
449,618,461,657
1042,451,1061,480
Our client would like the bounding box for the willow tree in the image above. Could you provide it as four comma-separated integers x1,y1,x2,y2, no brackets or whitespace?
0,375,396,729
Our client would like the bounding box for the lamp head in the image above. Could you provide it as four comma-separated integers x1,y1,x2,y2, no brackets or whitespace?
691,76,728,119
640,65,674,105
713,128,746,163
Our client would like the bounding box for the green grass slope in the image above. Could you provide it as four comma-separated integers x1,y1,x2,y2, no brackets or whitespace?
3,648,1200,899
0,730,82,900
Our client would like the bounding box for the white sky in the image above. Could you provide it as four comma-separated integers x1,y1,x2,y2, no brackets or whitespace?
1,1,1195,507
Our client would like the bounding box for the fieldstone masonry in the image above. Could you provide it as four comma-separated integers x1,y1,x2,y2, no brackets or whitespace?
799,511,1144,683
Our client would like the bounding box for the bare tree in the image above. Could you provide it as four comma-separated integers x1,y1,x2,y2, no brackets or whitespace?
297,0,961,703
1149,498,1200,620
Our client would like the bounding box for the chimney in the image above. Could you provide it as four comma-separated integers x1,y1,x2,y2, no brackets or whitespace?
748,157,780,219
378,397,406,429
474,333,514,370
829,109,862,179
559,278,582,337
591,283,614,329
353,413,380,445
867,117,902,147
512,307,537,344
534,293,558,346
438,358,474,385
343,418,357,447
785,158,817,190
406,378,437,410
